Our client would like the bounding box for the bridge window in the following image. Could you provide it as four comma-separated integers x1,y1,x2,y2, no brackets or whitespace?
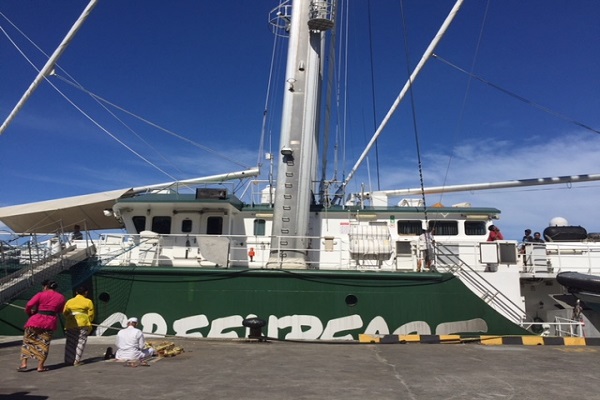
465,221,486,236
397,220,421,235
152,216,172,234
206,216,223,235
429,220,458,236
132,216,146,234
181,219,193,233
254,219,266,236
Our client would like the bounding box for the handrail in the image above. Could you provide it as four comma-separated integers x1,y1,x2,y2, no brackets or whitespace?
435,242,527,324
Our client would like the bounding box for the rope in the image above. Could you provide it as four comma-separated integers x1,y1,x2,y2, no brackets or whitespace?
1,10,254,181
438,0,492,207
53,74,252,170
433,54,600,135
0,15,180,179
367,0,381,191
399,0,428,224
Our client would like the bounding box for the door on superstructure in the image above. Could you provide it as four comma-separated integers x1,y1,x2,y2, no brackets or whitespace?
395,220,421,270
172,213,200,247
201,213,229,235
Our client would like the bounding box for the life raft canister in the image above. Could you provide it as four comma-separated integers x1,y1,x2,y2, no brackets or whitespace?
543,226,587,242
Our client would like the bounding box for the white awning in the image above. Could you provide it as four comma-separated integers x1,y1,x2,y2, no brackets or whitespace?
0,168,260,234
0,188,134,233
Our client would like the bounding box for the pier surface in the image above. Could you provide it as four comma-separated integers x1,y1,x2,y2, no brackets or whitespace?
1,335,599,399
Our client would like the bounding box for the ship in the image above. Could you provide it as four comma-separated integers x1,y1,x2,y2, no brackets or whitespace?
1,0,600,340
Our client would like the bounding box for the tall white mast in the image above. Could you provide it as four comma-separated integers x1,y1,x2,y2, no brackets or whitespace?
267,0,335,269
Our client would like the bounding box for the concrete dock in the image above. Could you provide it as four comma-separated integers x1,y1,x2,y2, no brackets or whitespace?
2,335,600,399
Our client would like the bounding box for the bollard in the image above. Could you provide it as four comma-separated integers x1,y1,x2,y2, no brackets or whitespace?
242,317,267,341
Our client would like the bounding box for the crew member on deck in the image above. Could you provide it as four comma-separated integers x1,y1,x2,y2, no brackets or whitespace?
417,228,435,272
487,225,504,241
532,232,545,243
72,225,83,241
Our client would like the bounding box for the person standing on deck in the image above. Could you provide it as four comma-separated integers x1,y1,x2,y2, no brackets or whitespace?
417,228,435,272
71,225,83,241
487,225,504,241
18,280,66,372
532,232,545,243
63,286,95,366
520,229,533,251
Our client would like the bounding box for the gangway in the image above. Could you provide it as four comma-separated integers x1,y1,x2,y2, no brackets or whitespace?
435,242,527,325
0,244,95,306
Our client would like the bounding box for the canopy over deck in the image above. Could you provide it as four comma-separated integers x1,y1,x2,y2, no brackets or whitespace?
0,188,134,233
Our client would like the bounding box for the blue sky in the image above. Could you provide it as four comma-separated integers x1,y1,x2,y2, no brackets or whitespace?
1,0,599,241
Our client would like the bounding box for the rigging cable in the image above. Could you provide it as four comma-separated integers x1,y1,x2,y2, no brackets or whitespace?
437,0,492,207
257,19,287,205
1,11,201,178
398,0,428,225
339,0,351,199
331,0,348,190
367,0,381,191
0,20,180,182
2,12,186,175
432,54,600,136
318,0,338,205
1,10,253,181
53,74,252,170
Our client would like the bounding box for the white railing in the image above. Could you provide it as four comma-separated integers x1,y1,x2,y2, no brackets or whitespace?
521,318,585,337
554,316,586,337
91,232,600,273
7,231,600,277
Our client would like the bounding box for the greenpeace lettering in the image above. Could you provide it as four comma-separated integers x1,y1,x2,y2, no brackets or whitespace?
321,315,363,340
173,315,209,337
141,312,168,336
434,318,487,335
268,315,323,339
96,312,488,339
208,315,244,338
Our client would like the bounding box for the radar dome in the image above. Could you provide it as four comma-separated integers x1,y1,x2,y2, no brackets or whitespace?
549,217,569,227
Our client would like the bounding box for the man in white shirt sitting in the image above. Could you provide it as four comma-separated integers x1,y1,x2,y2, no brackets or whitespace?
115,317,156,362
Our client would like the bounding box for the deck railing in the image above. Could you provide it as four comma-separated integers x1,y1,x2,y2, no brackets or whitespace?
5,231,600,276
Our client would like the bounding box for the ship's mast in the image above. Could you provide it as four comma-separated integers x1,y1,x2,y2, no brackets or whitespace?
267,0,335,269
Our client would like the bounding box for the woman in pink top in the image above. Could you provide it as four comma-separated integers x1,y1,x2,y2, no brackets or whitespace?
18,279,66,372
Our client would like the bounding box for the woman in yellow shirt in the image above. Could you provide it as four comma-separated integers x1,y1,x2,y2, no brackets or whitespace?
63,287,95,366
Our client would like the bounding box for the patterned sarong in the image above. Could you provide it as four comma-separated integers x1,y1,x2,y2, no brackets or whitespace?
21,327,53,362
64,328,90,364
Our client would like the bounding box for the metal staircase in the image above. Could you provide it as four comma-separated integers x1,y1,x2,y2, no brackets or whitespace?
435,243,527,324
0,244,95,305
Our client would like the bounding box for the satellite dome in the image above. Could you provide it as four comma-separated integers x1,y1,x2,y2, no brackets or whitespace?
549,217,569,227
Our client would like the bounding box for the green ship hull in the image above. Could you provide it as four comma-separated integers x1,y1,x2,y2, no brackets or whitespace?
1,262,528,339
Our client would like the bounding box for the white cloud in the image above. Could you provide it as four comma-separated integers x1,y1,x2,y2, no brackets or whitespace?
372,131,600,240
